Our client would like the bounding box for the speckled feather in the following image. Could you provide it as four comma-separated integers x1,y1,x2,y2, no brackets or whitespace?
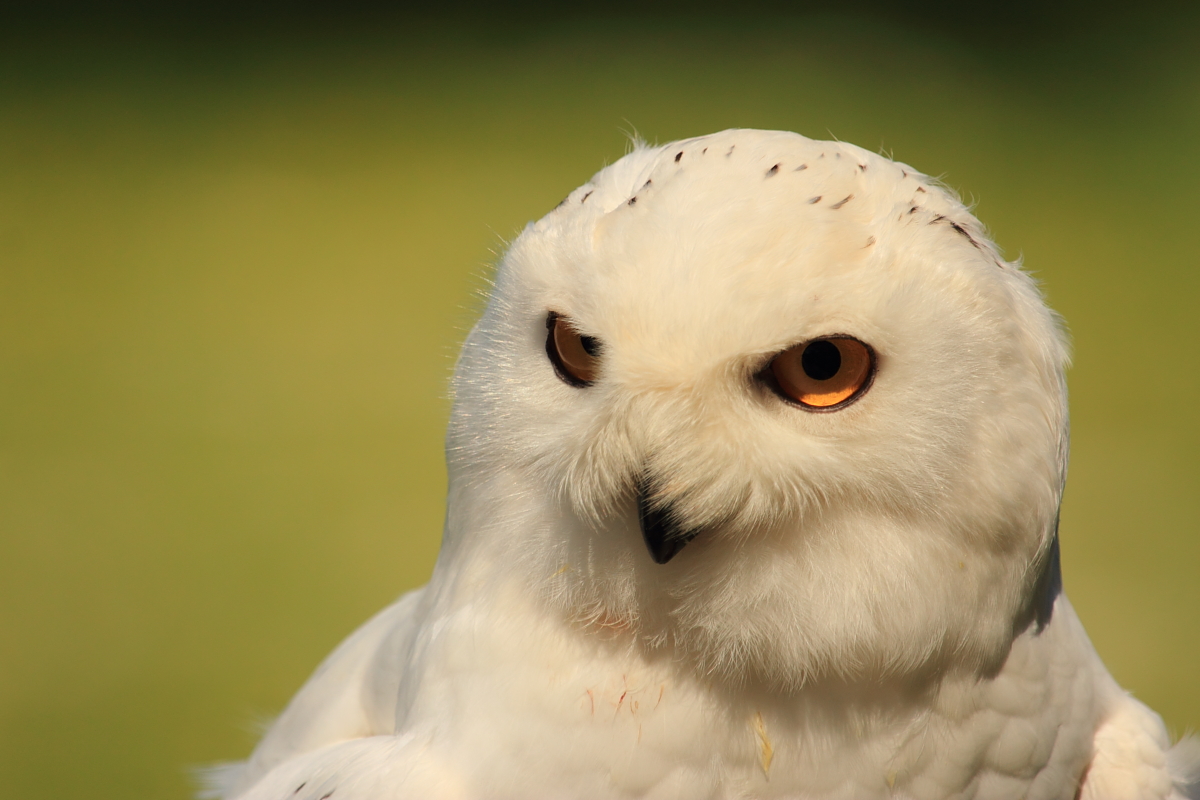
209,130,1198,800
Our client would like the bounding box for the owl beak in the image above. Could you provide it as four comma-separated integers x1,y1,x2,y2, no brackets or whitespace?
636,479,700,564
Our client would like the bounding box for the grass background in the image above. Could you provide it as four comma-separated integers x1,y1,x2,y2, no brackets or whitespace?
1,6,1198,797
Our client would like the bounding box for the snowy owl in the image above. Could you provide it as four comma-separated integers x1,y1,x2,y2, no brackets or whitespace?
211,129,1200,800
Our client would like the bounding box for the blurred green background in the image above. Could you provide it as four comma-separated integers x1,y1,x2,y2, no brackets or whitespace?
1,4,1198,798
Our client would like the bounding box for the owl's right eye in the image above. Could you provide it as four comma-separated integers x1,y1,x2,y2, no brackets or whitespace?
546,312,601,387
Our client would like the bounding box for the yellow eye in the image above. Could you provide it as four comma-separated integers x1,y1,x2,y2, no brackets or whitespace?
769,337,874,410
546,312,601,387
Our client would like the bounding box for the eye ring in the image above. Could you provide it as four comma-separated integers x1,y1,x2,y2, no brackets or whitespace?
762,336,876,412
545,312,601,387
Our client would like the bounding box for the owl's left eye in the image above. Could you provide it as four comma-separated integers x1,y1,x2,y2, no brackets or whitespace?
766,336,875,411
546,312,601,387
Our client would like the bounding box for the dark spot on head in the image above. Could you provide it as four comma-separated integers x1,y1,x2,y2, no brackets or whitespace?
702,147,708,154
916,186,927,193
835,152,842,159
949,220,983,250
807,196,822,204
830,194,854,209
675,151,683,162
858,163,867,172
901,169,909,178
293,784,307,795
766,164,780,177
319,793,335,800
795,164,808,171
908,205,919,214
641,179,652,190
581,190,593,204
628,196,637,206
930,214,946,224
864,236,876,248
726,145,735,157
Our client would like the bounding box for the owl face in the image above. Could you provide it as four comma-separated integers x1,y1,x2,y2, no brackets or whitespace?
447,130,1069,689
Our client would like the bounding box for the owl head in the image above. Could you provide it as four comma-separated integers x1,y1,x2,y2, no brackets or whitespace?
443,129,1069,690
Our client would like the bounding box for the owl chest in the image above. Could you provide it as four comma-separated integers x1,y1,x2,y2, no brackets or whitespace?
394,615,1095,800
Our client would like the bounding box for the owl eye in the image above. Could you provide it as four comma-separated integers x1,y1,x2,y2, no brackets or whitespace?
546,312,601,387
768,337,874,410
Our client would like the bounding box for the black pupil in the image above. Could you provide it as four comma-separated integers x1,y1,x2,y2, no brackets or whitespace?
579,335,600,357
801,340,841,381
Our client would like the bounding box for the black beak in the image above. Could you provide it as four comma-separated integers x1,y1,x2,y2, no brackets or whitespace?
637,479,701,564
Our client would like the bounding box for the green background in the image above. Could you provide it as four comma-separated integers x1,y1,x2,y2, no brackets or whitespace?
1,7,1197,798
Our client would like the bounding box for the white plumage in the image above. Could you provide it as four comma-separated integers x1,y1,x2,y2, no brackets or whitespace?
211,129,1200,800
